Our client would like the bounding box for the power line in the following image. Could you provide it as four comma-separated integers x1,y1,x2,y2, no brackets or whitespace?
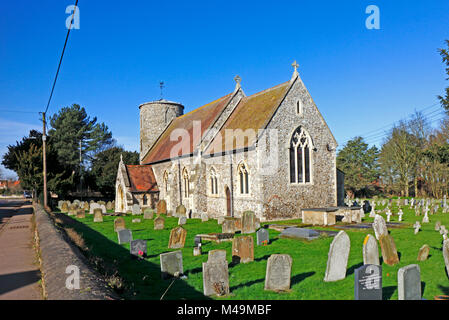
0,109,39,114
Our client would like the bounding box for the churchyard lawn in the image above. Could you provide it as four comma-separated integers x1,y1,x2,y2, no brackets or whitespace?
54,201,449,300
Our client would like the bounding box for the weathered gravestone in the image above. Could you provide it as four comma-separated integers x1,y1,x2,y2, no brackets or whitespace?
414,221,421,235
100,204,107,214
363,234,380,265
208,250,227,263
241,211,257,234
256,228,269,246
58,200,64,209
378,234,400,266
354,264,382,300
93,209,103,222
68,204,77,216
130,239,147,258
398,264,422,300
372,214,388,240
132,218,141,223
324,231,350,282
132,204,141,215
143,209,154,220
117,229,133,244
435,221,442,231
176,205,186,217
154,216,165,230
89,203,100,214
264,254,292,292
279,227,320,241
168,226,187,249
160,250,183,279
114,217,126,232
193,245,202,256
443,239,449,276
76,209,85,219
201,213,209,222
178,216,187,226
202,259,229,296
417,244,430,261
156,200,167,215
232,236,254,264
106,201,113,211
222,219,236,234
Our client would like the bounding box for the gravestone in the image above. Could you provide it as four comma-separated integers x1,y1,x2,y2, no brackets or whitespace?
378,234,399,266
154,216,165,230
264,254,292,292
130,239,147,258
58,200,64,209
398,264,421,300
231,236,254,264
201,213,209,222
208,250,227,263
132,218,141,223
324,231,350,282
241,211,257,234
222,219,236,234
89,203,100,214
76,209,85,219
168,226,187,249
100,204,107,214
132,204,141,215
193,245,202,256
443,240,449,276
160,251,183,279
157,200,167,215
217,217,225,225
68,204,77,216
176,205,186,217
398,210,404,222
372,214,388,240
414,221,421,235
194,235,202,247
279,228,320,241
435,221,442,231
83,202,89,212
362,200,372,214
93,209,103,222
369,208,376,218
256,228,269,246
106,201,113,211
143,209,154,220
202,260,230,296
417,244,430,261
178,216,187,226
354,264,382,300
114,217,126,232
363,234,380,265
117,229,133,244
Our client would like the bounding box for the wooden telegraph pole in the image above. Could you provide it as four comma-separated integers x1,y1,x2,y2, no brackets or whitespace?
42,112,48,208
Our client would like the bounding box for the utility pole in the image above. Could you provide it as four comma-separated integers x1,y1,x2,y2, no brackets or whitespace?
79,140,83,200
42,112,48,208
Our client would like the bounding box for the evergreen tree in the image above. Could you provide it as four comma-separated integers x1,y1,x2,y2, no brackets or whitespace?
438,40,449,112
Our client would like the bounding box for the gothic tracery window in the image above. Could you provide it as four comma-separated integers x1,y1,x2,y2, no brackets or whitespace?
237,162,249,194
210,168,218,195
289,127,312,184
163,171,170,193
182,168,190,198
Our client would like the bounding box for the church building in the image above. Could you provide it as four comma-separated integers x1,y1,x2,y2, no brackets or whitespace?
115,62,343,221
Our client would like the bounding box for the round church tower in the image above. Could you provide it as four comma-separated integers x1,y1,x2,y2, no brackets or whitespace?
139,99,184,163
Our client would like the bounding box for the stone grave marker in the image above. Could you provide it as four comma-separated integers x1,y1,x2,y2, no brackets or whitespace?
354,264,382,300
157,200,167,215
132,218,141,223
443,239,449,276
130,239,147,258
241,211,257,234
160,251,183,279
168,226,187,249
106,201,113,211
178,216,187,226
372,214,388,240
176,205,186,217
279,227,320,241
378,234,399,266
435,221,442,231
68,204,77,216
264,254,292,292
232,236,254,264
89,203,99,214
132,204,141,215
93,208,103,222
193,245,202,256
83,202,89,212
414,221,421,235
154,216,165,230
222,219,236,234
118,229,133,244
398,264,422,300
217,217,225,225
256,228,269,246
417,244,430,261
201,213,209,222
202,259,229,296
363,234,380,265
114,217,126,232
208,250,227,263
76,209,85,219
324,231,350,282
398,210,403,222
143,208,154,219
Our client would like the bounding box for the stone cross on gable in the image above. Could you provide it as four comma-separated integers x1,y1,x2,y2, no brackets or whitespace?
234,75,241,90
291,60,299,78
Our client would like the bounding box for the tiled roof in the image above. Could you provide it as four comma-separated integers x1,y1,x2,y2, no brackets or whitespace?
205,81,290,154
142,93,233,164
126,165,158,192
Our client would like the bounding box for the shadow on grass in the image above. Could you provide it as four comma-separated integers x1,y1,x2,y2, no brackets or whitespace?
255,254,272,262
291,271,315,286
383,286,396,300
346,262,363,276
230,278,265,291
437,284,449,295
55,212,209,300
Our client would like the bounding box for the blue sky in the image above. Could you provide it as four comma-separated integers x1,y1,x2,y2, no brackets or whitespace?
1,0,448,178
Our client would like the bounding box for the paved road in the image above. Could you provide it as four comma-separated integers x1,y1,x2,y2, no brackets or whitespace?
0,199,42,300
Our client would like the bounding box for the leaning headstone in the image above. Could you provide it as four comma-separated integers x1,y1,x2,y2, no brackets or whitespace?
160,251,183,279
264,254,292,292
256,228,269,246
132,204,141,215
354,264,382,300
168,226,187,249
143,209,154,219
372,214,388,240
178,216,187,226
378,234,399,266
398,264,422,300
231,236,254,264
93,209,103,222
241,211,257,234
117,229,133,244
202,259,230,296
176,205,186,217
417,244,430,261
324,231,350,282
208,250,227,263
363,234,380,265
156,200,167,215
114,217,126,232
154,216,165,230
130,239,147,258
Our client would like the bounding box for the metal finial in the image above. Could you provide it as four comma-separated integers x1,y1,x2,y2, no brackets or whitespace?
159,81,165,100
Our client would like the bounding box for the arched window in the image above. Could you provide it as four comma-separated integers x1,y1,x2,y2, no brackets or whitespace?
210,168,218,195
163,171,170,193
237,162,249,194
296,100,303,115
182,168,190,198
289,127,312,184
143,194,148,205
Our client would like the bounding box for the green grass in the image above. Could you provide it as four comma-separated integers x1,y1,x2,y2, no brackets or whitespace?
54,203,449,300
